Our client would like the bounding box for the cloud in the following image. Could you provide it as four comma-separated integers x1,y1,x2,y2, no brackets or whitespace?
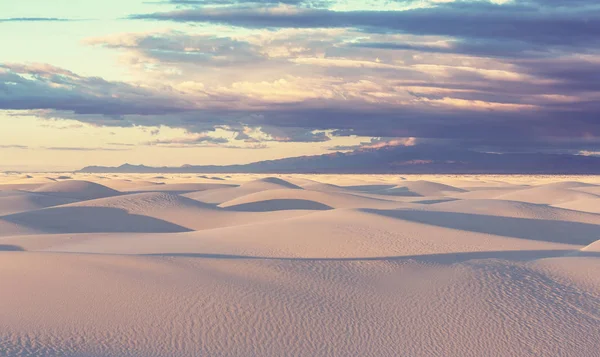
3,57,599,153
348,39,554,60
0,145,29,149
44,146,131,151
129,1,600,48
108,143,137,147
145,0,331,7
259,127,331,142
144,136,268,149
3,0,600,156
0,144,131,151
0,63,198,120
329,137,416,151
144,133,230,147
0,18,75,22
87,31,266,67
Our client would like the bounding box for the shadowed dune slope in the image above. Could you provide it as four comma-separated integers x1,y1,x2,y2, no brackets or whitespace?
1,205,190,235
122,182,236,194
0,191,78,216
224,199,333,212
366,208,600,246
0,220,41,237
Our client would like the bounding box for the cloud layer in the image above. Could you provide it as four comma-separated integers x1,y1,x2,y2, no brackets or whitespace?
2,0,600,158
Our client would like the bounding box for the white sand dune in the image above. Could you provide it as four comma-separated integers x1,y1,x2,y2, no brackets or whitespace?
219,188,408,210
342,180,466,197
0,220,41,237
0,183,48,191
446,186,528,199
366,208,599,246
4,207,580,258
531,256,600,294
31,180,121,200
392,180,467,196
1,205,191,235
93,178,164,191
431,198,600,224
2,175,57,184
185,177,302,204
571,185,600,196
297,181,350,193
537,180,598,189
554,197,600,214
0,190,78,216
121,182,236,193
1,174,599,357
58,192,316,231
494,185,600,204
582,239,600,253
0,253,598,357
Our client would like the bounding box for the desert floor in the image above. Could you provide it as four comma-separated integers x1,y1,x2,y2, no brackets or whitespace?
1,173,599,356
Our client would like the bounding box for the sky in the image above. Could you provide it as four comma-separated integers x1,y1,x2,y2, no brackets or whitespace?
1,0,599,171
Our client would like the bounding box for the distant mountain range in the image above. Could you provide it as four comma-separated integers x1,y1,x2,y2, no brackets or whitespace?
78,146,600,174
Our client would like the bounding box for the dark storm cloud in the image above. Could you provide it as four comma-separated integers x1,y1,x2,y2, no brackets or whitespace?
146,0,331,7
513,58,600,92
3,61,600,152
0,63,196,121
255,104,596,140
348,39,556,60
129,1,600,47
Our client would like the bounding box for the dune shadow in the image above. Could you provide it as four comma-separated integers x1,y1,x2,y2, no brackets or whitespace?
198,175,226,181
126,184,237,196
144,250,600,264
364,209,600,245
343,184,398,191
126,190,202,195
0,244,24,252
414,198,460,205
343,185,422,197
3,206,191,234
224,199,333,212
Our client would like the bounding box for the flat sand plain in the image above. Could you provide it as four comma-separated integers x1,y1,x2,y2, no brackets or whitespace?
1,173,599,356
